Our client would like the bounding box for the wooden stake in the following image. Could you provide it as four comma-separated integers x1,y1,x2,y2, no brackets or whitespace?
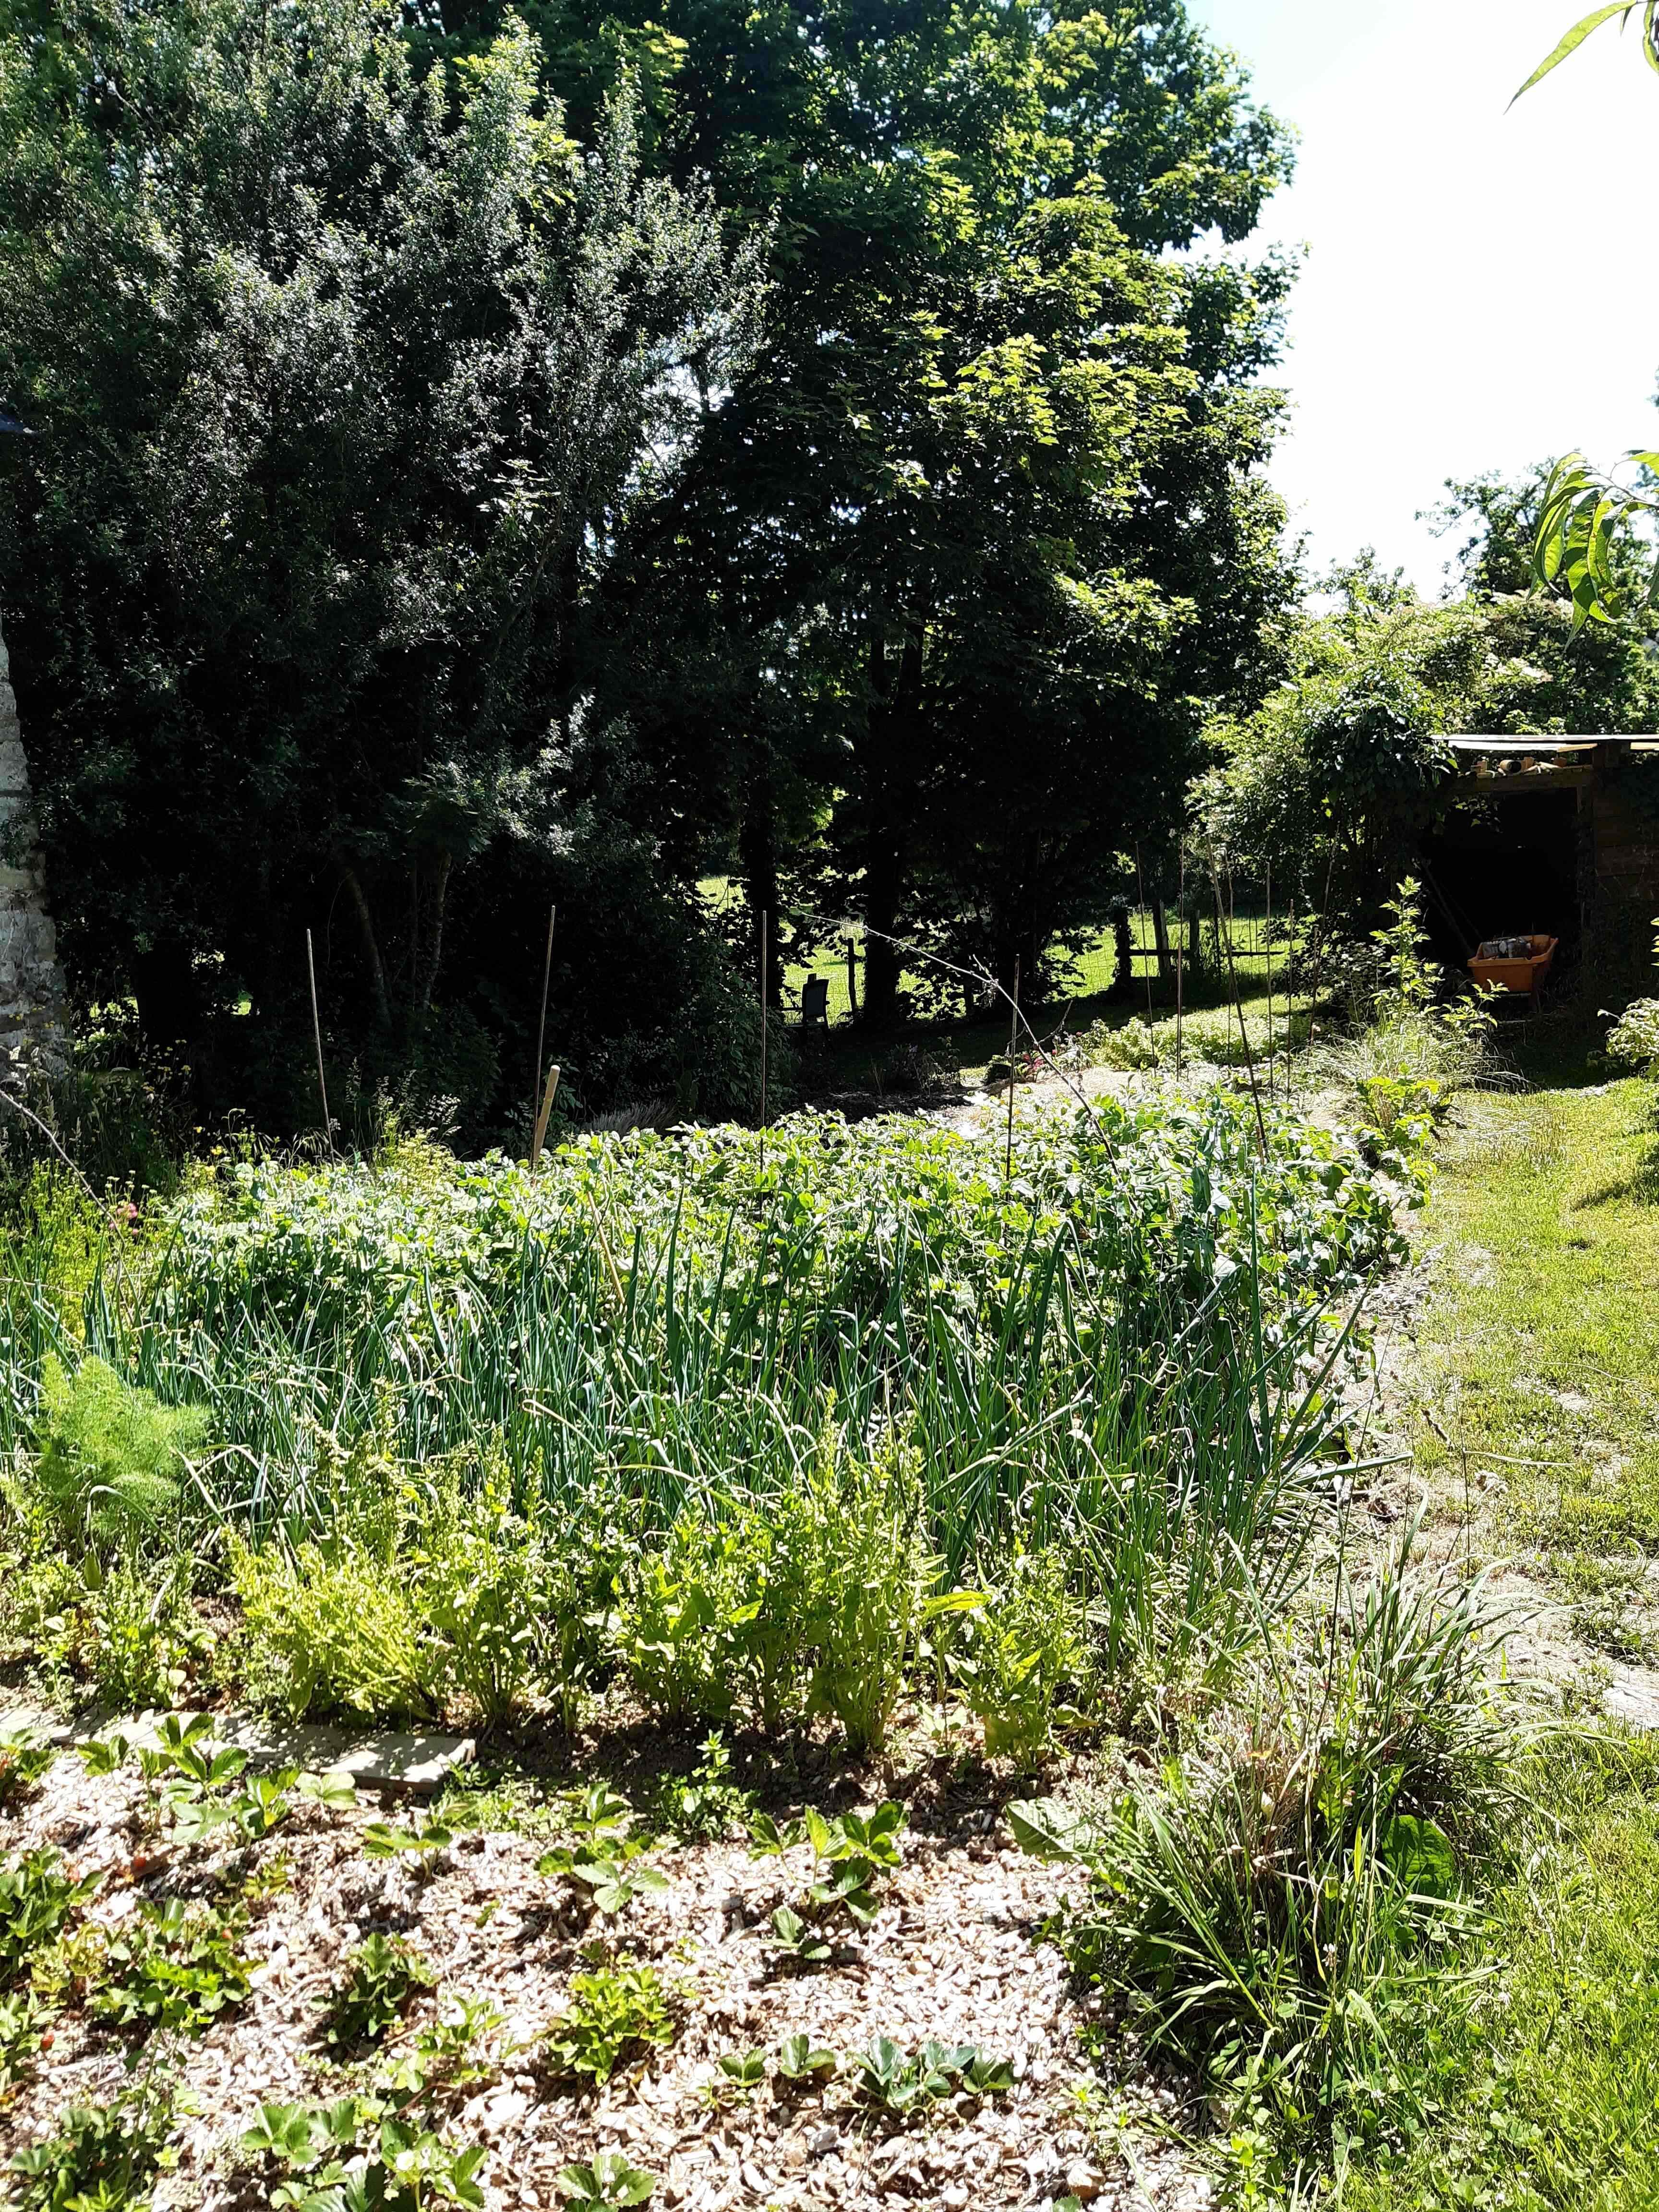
1263,860,1274,1102
1134,843,1154,1025
758,908,769,1149
306,927,333,1152
531,1062,561,1169
532,903,555,1162
1214,874,1269,1160
1005,956,1020,1182
1175,841,1186,1082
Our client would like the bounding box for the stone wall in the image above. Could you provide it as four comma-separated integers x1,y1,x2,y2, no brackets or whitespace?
0,612,67,1072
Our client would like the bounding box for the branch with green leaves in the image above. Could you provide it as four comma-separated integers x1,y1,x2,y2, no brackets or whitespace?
1533,451,1659,629
1513,3,1659,102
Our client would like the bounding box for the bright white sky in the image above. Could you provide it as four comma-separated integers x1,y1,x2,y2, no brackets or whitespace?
1185,0,1659,592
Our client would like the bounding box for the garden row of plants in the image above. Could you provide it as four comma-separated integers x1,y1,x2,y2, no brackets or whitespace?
0,1091,1405,1748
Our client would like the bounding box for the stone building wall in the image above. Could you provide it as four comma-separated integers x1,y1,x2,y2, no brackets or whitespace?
0,611,67,1071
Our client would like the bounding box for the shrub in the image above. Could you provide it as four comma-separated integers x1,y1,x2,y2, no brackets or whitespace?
798,1447,940,1755
618,1512,769,1726
1605,996,1659,1076
1080,1017,1164,1072
234,1457,611,1731
233,1536,438,1726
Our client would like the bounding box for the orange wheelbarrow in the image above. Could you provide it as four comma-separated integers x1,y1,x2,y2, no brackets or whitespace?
1467,934,1558,1010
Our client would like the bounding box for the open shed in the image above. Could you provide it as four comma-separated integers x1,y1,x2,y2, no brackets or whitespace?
1421,736,1659,989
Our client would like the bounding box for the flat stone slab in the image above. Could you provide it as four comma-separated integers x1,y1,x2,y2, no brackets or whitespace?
216,1719,476,1797
0,1701,73,1748
1605,1667,1659,1731
0,1702,475,1796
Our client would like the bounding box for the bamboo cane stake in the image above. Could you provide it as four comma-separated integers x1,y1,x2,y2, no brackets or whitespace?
531,1062,562,1170
1005,956,1020,1182
531,903,555,1162
306,928,333,1153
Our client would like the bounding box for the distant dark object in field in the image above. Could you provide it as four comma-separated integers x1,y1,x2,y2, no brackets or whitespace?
581,1098,673,1136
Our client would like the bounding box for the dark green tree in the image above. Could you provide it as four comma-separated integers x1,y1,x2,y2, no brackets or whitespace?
0,0,768,1128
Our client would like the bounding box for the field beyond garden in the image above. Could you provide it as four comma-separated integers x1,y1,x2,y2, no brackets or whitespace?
2,1062,1659,2212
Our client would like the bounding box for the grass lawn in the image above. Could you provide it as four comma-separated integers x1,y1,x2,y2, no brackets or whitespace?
1349,1069,1659,2212
1413,1079,1659,1547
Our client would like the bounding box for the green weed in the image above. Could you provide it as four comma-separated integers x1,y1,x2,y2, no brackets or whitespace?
1017,1524,1509,2160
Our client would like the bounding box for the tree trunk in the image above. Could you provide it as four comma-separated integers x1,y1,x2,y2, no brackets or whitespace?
0,612,67,1071
340,862,392,1033
415,850,452,1023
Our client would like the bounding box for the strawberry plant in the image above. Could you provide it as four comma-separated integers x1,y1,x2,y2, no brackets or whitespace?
321,1934,436,2051
91,1895,252,2039
556,2152,656,2210
544,1958,677,2084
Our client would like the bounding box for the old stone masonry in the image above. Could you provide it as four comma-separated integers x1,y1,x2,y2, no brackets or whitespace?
0,610,67,1070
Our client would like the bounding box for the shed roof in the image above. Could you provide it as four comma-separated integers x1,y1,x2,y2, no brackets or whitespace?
1445,735,1659,754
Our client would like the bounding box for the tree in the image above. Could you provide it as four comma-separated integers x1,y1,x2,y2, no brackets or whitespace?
498,0,1300,1021
0,0,768,1130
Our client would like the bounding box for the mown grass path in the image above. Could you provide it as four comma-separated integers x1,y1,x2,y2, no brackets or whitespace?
1409,1079,1659,1677
1348,1074,1659,2212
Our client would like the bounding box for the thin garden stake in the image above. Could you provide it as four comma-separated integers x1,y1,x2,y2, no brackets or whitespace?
305,927,333,1152
531,902,555,1161
1134,842,1154,1024
531,1063,562,1168
1306,840,1338,1048
1005,955,1020,1182
1213,874,1269,1161
758,907,769,1154
1263,859,1274,1103
1175,839,1185,1082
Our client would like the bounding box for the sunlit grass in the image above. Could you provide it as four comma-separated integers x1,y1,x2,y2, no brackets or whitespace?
1413,1082,1659,1542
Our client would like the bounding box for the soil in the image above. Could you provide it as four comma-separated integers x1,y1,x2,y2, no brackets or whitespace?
0,1721,1210,2212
